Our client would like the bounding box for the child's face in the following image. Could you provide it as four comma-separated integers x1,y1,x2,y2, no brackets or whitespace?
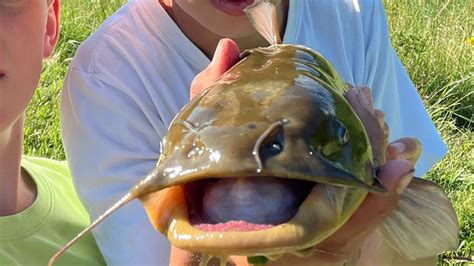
0,0,59,131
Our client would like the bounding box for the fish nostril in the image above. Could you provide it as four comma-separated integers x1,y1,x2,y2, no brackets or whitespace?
187,146,204,158
184,136,206,159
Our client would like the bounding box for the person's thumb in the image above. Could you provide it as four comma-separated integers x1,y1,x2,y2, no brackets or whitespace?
190,38,240,99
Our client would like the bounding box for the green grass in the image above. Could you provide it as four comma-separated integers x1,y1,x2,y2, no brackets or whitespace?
24,0,126,159
385,0,473,264
24,0,473,264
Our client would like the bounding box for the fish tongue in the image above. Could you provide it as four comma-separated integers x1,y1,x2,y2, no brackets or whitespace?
201,177,301,225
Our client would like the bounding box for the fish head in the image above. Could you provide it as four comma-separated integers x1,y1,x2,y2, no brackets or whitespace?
138,45,380,258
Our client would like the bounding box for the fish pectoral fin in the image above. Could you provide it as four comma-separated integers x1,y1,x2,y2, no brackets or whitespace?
377,177,459,260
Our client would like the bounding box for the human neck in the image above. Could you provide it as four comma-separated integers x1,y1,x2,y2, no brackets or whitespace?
159,0,289,59
0,116,37,216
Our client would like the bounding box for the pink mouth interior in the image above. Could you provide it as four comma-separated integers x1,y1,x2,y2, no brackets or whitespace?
194,220,274,232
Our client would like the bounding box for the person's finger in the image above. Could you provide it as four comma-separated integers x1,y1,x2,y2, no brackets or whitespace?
317,159,414,253
387,137,422,166
346,87,387,166
360,87,374,111
349,159,414,227
190,38,240,99
374,109,386,131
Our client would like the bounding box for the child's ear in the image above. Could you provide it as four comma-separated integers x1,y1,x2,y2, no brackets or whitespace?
43,0,60,58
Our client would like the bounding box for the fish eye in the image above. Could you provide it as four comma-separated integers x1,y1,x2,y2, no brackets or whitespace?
261,140,284,157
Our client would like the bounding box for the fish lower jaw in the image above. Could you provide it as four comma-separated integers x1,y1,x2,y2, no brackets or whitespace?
165,183,351,256
194,220,275,232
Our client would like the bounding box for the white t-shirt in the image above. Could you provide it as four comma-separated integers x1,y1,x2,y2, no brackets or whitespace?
61,0,447,264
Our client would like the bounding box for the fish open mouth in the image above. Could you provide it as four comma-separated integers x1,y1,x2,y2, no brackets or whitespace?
184,177,314,232
154,175,361,256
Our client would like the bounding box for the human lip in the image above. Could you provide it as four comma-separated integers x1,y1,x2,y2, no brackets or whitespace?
210,0,255,16
0,70,5,80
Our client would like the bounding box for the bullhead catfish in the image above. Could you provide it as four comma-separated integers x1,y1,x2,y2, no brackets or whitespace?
49,1,458,265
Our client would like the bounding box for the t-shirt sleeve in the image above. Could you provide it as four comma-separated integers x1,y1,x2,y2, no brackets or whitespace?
61,66,171,265
361,1,447,176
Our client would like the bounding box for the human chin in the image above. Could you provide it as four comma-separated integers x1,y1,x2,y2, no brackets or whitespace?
0,68,40,131
0,97,26,133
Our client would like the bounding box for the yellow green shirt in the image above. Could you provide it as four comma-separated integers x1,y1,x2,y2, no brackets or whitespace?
0,156,105,265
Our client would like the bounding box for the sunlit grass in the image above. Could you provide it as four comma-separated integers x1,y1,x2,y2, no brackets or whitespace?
385,0,473,263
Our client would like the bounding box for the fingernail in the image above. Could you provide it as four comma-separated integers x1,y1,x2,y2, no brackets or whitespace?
361,87,371,100
391,142,405,154
357,87,369,106
396,169,414,194
211,39,225,64
374,109,385,118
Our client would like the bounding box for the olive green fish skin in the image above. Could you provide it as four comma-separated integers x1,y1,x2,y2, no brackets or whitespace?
141,45,375,196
